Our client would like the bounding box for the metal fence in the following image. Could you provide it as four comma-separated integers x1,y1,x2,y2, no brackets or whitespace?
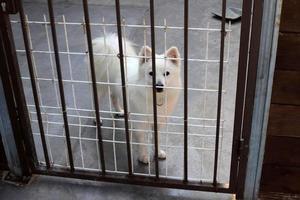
0,0,264,197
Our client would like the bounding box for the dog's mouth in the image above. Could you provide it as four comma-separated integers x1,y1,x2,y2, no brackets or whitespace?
156,88,164,93
155,84,164,93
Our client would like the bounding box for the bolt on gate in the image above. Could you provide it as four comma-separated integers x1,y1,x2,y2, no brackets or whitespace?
0,0,264,198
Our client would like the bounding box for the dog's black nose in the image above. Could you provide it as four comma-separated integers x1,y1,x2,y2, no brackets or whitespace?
156,83,164,93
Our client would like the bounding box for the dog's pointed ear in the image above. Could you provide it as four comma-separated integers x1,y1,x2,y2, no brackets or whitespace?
166,47,180,66
139,46,152,65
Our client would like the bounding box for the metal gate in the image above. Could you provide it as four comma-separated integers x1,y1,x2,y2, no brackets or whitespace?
0,0,263,198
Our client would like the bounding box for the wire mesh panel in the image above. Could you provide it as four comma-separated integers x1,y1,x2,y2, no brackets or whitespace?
5,0,258,194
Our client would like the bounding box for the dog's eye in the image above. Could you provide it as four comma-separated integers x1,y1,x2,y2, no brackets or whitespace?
149,72,153,76
164,71,170,76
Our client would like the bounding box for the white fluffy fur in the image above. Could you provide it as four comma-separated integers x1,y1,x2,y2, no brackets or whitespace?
92,34,181,164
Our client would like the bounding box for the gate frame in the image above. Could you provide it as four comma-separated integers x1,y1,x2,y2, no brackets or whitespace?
0,0,282,199
0,1,37,177
241,0,282,199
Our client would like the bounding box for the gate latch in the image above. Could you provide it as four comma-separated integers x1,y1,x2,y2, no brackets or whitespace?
0,0,19,14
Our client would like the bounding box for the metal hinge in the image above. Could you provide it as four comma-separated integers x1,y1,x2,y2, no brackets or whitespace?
237,138,244,159
0,0,19,14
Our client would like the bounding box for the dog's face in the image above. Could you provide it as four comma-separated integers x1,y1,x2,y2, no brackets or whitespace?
139,46,181,93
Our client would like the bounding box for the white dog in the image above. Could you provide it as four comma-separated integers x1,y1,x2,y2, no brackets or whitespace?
92,34,181,164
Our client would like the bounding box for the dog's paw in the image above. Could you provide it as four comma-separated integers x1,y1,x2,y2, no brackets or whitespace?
114,113,124,118
138,154,149,164
93,119,103,126
158,150,166,160
114,109,125,118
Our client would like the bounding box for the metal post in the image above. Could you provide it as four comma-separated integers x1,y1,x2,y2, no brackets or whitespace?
0,77,23,177
235,0,264,197
0,5,37,177
242,0,282,199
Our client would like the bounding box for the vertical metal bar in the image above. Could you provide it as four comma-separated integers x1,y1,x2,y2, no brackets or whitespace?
114,0,133,175
213,0,227,186
19,0,50,169
82,0,106,174
62,14,85,169
46,0,74,171
101,17,115,172
163,18,169,178
183,0,189,182
229,0,253,189
149,0,159,179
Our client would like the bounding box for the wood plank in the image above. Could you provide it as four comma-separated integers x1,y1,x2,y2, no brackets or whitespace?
268,104,300,137
280,0,300,33
264,136,300,167
271,70,300,105
260,165,300,194
276,34,300,71
259,192,300,200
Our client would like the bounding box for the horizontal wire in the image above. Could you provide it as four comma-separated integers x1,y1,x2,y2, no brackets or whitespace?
16,49,227,63
21,76,226,93
32,132,216,150
29,109,223,123
30,117,223,130
27,104,225,122
10,19,232,32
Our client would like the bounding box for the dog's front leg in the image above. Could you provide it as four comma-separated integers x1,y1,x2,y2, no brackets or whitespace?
135,122,150,164
152,123,166,160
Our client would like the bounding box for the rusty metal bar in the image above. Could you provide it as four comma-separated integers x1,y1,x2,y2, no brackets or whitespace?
114,0,133,175
46,0,74,171
213,0,227,186
19,0,50,169
183,0,189,182
82,0,106,174
149,0,159,179
229,0,253,189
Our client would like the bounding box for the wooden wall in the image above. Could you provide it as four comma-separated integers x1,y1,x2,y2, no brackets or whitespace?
260,0,300,194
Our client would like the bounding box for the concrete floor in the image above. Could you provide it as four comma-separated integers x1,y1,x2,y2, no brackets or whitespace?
4,0,241,199
0,173,234,200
